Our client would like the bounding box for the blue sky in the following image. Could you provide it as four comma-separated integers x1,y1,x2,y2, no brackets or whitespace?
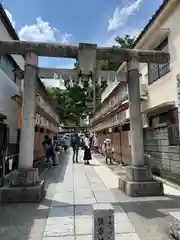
2,0,163,86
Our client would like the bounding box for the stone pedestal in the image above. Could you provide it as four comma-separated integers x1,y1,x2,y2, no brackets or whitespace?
93,203,115,240
119,166,164,197
118,58,164,197
169,212,180,240
126,166,152,182
0,168,45,203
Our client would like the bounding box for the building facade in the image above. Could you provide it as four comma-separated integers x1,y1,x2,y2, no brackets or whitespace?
90,0,180,181
0,5,60,160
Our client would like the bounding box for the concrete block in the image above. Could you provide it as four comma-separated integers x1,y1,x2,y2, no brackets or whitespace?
161,152,170,160
0,180,45,203
9,168,39,187
126,166,152,182
159,145,169,153
170,153,180,161
169,211,180,240
169,146,180,154
170,160,180,168
162,159,170,166
170,167,180,176
119,176,164,197
93,203,115,240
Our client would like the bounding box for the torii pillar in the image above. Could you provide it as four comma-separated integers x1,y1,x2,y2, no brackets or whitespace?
1,52,45,203
118,58,164,197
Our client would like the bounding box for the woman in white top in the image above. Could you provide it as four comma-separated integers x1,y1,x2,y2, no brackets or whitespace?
83,134,92,165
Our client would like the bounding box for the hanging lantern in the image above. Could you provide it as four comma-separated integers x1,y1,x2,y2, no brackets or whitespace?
69,77,74,88
78,78,84,89
98,77,102,86
88,77,93,88
53,72,59,80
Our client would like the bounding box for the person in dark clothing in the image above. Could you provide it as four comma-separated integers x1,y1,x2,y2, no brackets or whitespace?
71,133,80,163
42,135,57,166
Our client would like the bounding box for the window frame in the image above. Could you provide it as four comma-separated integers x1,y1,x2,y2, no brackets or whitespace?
148,37,170,85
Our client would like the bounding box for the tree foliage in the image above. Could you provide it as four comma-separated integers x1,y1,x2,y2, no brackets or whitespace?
99,34,136,71
47,85,92,124
114,34,135,49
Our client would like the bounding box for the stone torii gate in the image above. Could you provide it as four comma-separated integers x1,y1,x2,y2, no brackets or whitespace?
0,40,169,202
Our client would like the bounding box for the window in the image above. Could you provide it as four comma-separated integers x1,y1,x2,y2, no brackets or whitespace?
40,128,44,133
122,123,130,131
148,38,170,84
35,126,39,132
150,109,178,128
0,55,16,82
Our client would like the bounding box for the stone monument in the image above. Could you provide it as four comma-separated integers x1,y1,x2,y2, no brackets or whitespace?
93,203,115,240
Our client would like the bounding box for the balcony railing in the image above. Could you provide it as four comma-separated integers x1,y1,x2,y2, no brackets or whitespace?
90,82,149,125
92,109,128,132
90,85,128,124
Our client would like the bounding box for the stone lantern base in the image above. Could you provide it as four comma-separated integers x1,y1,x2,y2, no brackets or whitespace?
119,166,164,197
0,168,45,203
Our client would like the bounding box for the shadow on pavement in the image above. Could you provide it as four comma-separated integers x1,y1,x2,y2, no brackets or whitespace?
0,150,70,240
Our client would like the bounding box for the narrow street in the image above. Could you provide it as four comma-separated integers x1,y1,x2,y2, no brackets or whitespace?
1,150,180,239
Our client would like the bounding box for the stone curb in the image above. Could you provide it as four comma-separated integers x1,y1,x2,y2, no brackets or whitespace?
153,175,180,191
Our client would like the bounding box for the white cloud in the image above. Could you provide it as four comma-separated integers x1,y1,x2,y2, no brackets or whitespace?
108,0,143,32
61,33,73,44
4,9,15,28
18,17,72,43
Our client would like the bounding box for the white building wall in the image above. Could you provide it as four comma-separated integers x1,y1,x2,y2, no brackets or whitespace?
0,18,23,144
0,19,24,70
139,1,180,111
0,69,20,142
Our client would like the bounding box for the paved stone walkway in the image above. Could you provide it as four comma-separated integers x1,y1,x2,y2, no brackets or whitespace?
42,150,140,239
1,150,180,239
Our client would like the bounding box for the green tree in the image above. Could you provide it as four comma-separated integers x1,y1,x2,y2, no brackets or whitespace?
114,34,135,48
47,84,92,125
99,34,135,71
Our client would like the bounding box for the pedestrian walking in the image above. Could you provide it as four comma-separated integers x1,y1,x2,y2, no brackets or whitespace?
104,138,114,165
71,133,80,163
53,136,60,165
63,136,70,152
42,135,57,167
83,134,92,165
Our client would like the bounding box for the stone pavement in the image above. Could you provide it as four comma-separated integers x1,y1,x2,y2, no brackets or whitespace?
1,150,180,239
43,150,139,239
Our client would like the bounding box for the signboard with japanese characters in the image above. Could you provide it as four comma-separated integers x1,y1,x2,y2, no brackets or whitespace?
93,203,115,240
